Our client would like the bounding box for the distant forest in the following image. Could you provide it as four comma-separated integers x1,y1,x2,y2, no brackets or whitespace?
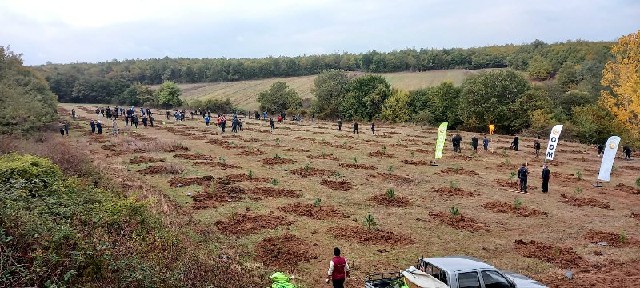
35,40,612,104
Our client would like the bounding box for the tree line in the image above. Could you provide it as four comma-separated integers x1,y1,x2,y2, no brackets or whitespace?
36,40,611,105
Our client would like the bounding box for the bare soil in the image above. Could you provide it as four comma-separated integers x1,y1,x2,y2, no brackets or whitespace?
261,157,296,165
329,226,414,246
236,148,266,156
560,193,611,209
613,183,640,194
192,161,242,170
432,187,477,198
247,187,302,199
320,179,353,191
129,155,165,164
279,203,349,220
173,153,216,161
338,163,377,170
584,230,639,247
367,172,413,185
368,150,395,158
307,153,339,161
514,239,587,269
192,184,245,209
284,147,311,152
481,201,547,217
539,259,640,288
438,167,479,176
255,233,318,270
137,164,183,175
224,173,271,183
168,175,214,188
401,159,429,166
369,194,410,207
214,213,294,236
290,167,335,178
427,212,488,232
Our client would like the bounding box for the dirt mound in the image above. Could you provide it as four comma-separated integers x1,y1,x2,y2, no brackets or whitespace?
261,157,296,165
339,163,377,170
584,230,638,247
450,154,474,161
560,193,611,209
621,165,640,171
255,233,317,270
325,143,354,150
192,184,245,209
137,164,183,175
539,259,640,288
290,167,335,178
279,203,348,220
240,137,262,143
215,213,294,236
632,212,640,220
368,150,394,158
514,239,587,269
320,179,353,191
101,143,123,155
432,187,477,198
481,201,547,217
368,172,413,185
192,161,242,170
614,183,640,194
438,167,479,176
168,175,214,188
236,148,265,156
188,135,208,140
284,147,311,152
494,179,536,191
173,153,216,161
163,144,190,153
129,155,165,164
413,148,431,154
427,212,488,232
248,187,302,199
401,159,428,166
369,194,410,207
554,172,584,183
224,173,271,183
307,153,339,161
329,226,414,246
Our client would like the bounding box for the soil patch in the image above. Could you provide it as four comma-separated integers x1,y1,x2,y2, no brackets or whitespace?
560,193,611,209
236,148,265,156
413,148,431,154
279,203,349,220
494,179,536,191
368,150,395,158
320,179,353,191
339,163,377,170
192,161,242,170
539,259,640,288
481,201,547,217
438,167,479,176
329,226,414,246
137,164,183,175
584,230,638,247
613,183,640,194
307,153,339,161
192,184,245,209
632,212,640,220
255,233,317,270
402,159,428,166
215,213,294,236
168,175,214,188
427,212,488,232
368,172,413,185
284,147,311,152
432,187,477,198
554,172,584,183
369,194,410,207
224,173,271,183
621,165,640,171
248,187,302,199
129,155,165,164
173,153,216,161
261,157,296,165
514,239,587,269
290,167,335,178
163,144,190,153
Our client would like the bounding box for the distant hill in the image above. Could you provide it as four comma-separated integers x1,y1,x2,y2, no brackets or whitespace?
177,69,494,111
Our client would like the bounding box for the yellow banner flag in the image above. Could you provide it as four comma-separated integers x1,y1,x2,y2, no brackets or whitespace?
435,122,448,159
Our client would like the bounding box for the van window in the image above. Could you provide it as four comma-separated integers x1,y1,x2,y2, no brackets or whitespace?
422,262,448,285
458,272,480,288
481,270,513,288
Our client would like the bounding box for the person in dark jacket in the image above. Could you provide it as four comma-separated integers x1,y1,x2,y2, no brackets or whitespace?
483,135,490,151
471,135,479,152
59,124,65,136
370,122,375,134
326,247,349,288
597,143,605,157
269,117,275,132
517,163,529,193
541,164,551,193
534,139,541,158
96,121,103,134
353,122,359,134
623,146,632,160
512,135,519,151
337,119,342,131
64,122,69,135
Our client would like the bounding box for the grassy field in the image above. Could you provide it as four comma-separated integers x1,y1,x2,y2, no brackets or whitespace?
60,103,640,288
176,69,490,111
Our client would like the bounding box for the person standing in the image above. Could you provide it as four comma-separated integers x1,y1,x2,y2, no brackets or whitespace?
96,121,103,135
125,115,130,126
59,124,65,136
112,119,119,136
133,115,139,129
149,115,154,127
513,135,519,151
142,115,148,127
483,134,490,151
471,135,479,152
370,122,375,135
517,163,529,193
597,143,605,157
534,139,541,158
71,109,76,120
64,122,69,136
353,122,359,134
166,110,171,120
623,146,632,160
326,247,349,288
205,115,211,126
90,120,96,134
541,164,551,193
263,111,267,121
269,117,275,132
221,115,227,133
337,119,342,131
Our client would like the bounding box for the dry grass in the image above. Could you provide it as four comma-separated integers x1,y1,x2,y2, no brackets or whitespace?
58,103,640,288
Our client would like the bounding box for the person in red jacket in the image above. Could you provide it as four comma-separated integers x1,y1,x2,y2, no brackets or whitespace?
326,247,349,288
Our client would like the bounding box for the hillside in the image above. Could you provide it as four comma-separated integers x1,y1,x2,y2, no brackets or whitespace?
177,69,493,111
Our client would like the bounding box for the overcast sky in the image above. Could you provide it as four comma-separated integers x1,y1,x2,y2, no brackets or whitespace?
1,0,638,65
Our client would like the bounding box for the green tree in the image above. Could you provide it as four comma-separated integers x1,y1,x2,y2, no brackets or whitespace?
116,83,154,106
571,104,617,144
311,70,349,119
425,82,462,127
257,81,302,114
380,89,410,122
458,69,530,133
556,62,579,91
0,47,57,134
527,55,553,81
155,81,182,108
340,74,391,120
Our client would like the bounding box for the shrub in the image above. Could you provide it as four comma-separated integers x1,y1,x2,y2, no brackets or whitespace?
363,214,378,230
385,188,395,199
449,206,461,217
313,198,322,207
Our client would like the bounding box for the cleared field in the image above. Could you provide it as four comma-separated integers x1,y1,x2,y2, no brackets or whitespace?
61,103,640,288
177,69,491,111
